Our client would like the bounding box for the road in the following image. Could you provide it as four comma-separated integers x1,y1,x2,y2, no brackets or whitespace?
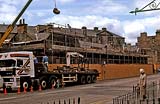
0,74,160,104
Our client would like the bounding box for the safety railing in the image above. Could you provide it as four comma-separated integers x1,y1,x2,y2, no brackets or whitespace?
40,97,81,104
113,80,160,104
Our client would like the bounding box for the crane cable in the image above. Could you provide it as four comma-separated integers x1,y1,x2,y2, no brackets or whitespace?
53,0,60,14
54,0,57,8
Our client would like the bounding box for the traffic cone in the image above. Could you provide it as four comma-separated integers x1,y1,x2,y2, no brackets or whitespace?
17,87,20,94
52,84,55,89
30,86,33,92
23,87,27,93
39,85,42,91
62,83,65,88
4,88,7,95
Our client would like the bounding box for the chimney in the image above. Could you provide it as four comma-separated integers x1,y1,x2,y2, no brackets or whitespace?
22,18,25,24
19,19,22,24
82,26,87,35
156,29,160,35
17,19,28,34
102,27,107,31
140,32,147,37
82,26,87,30
94,27,98,31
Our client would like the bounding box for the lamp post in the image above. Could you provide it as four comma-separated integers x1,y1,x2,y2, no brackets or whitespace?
105,44,108,64
130,0,160,15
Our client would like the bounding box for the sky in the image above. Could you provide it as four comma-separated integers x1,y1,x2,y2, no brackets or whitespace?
0,0,160,45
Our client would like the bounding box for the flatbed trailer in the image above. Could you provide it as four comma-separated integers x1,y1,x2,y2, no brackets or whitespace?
0,51,99,91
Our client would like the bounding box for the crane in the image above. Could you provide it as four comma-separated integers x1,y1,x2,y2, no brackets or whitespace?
0,0,32,47
66,52,84,67
0,0,60,47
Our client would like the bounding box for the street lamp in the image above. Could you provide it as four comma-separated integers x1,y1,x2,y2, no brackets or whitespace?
130,0,160,15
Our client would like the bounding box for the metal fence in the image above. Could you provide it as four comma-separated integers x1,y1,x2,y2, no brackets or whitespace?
40,97,81,104
113,80,160,104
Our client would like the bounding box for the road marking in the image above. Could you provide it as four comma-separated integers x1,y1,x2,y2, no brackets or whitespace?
0,96,18,101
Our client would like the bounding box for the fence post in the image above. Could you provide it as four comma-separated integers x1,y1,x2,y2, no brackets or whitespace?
59,100,61,104
139,99,142,104
69,99,70,104
121,98,123,104
113,98,114,104
153,82,155,104
117,97,119,104
153,99,155,104
146,99,149,104
73,98,75,104
133,85,135,93
158,98,160,104
64,100,66,104
78,97,80,104
125,95,127,104
157,80,159,98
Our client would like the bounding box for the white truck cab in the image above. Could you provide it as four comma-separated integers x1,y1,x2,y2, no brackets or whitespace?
0,51,35,91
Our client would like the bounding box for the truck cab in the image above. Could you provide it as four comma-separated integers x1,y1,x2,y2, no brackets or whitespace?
0,51,35,91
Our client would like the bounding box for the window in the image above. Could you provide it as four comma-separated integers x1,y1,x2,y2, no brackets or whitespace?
17,59,23,67
0,59,16,67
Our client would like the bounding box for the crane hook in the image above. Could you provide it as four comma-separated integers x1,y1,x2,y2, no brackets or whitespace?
53,0,60,14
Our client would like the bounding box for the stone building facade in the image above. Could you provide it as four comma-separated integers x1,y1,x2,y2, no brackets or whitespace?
137,30,160,64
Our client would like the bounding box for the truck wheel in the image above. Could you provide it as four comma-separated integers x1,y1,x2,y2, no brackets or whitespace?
20,77,31,92
49,77,56,88
86,75,91,84
80,75,86,84
40,77,47,90
91,75,96,83
21,81,30,91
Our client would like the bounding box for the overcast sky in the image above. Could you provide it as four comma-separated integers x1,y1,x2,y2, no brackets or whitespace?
0,0,160,45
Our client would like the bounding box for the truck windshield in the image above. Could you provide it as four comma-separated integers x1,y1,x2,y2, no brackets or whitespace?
0,59,16,67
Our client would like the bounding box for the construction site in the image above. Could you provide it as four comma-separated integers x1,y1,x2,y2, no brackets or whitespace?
2,17,160,78
1,0,160,104
0,0,159,81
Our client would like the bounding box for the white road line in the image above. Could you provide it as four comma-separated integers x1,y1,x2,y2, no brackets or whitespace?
0,96,18,101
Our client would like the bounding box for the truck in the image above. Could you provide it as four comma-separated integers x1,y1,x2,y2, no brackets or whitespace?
0,51,99,91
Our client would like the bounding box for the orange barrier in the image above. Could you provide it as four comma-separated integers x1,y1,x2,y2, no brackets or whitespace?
30,86,33,92
39,85,42,91
52,84,55,90
4,88,7,95
48,64,154,80
17,87,21,94
23,87,27,93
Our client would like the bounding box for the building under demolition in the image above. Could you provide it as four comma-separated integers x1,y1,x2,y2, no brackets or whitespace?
0,19,150,65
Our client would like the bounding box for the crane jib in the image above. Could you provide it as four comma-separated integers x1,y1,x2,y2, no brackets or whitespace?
0,0,33,47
